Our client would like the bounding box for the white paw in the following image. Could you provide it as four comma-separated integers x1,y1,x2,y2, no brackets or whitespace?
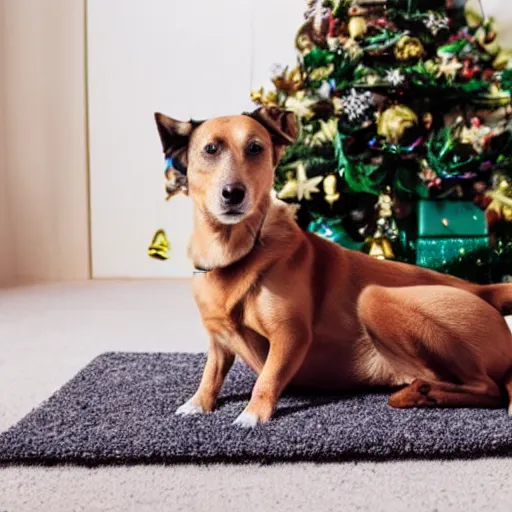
175,399,204,416
233,410,259,428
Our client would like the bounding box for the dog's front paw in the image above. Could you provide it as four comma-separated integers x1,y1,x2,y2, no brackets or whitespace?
175,398,205,416
232,409,259,429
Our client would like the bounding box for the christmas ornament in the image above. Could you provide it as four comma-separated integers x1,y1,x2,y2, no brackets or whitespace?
348,16,367,39
394,35,425,61
385,69,405,86
295,26,314,55
309,64,335,82
475,83,511,108
366,190,399,260
323,174,340,205
271,66,303,94
310,118,338,146
377,104,418,144
277,163,323,201
277,171,299,199
493,50,512,71
459,117,492,153
284,91,316,119
367,234,395,259
317,80,333,100
424,11,449,36
148,229,170,260
436,57,463,81
341,88,376,123
436,38,469,60
251,88,280,108
485,175,512,223
296,162,323,200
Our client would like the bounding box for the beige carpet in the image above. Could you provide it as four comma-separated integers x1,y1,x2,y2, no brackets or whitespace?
1,280,511,512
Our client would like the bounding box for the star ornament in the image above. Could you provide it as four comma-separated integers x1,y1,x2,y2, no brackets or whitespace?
296,162,323,200
284,91,316,120
437,57,463,81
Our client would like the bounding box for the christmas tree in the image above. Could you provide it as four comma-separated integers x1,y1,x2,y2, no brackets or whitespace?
251,0,512,283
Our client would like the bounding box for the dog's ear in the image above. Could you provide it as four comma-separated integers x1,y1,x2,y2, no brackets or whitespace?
244,107,299,163
154,112,203,173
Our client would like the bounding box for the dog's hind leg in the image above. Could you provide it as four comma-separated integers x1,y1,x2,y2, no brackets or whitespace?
388,379,504,409
357,284,511,412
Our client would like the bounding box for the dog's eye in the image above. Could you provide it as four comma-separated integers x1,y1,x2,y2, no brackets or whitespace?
204,143,218,155
247,142,263,155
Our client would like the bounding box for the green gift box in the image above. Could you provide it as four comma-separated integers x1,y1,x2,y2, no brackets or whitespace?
416,200,489,269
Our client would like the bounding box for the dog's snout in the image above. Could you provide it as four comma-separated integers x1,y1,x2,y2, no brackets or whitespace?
221,183,246,206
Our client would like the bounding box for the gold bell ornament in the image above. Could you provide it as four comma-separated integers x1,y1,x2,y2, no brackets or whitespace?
323,174,340,205
367,230,395,260
148,229,170,260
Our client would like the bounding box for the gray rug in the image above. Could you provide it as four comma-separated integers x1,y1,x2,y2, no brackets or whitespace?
1,352,511,466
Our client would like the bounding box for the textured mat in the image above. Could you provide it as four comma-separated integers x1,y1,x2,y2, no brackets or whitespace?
1,352,512,466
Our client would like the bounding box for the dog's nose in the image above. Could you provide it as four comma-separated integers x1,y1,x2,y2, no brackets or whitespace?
221,184,246,206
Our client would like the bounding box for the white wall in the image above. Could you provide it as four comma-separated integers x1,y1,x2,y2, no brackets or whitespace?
1,0,90,284
0,1,15,286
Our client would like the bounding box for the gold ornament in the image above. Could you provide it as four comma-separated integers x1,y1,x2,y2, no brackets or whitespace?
309,64,335,82
367,235,395,260
148,229,170,260
436,57,463,81
295,25,314,55
296,163,323,200
277,164,323,201
486,177,512,222
493,49,512,70
348,16,367,39
377,104,418,144
271,66,303,94
310,118,338,147
394,35,425,61
251,87,264,104
377,191,394,219
366,190,398,260
323,174,340,205
284,91,316,120
332,97,344,115
277,171,299,200
251,87,280,108
476,83,512,108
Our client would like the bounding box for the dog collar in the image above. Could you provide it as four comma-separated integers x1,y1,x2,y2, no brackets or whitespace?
192,213,266,275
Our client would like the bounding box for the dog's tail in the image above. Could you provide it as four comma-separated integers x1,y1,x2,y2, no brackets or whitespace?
475,283,512,316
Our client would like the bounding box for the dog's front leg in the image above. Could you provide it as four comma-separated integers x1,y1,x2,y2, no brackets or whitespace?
233,321,312,428
176,335,235,416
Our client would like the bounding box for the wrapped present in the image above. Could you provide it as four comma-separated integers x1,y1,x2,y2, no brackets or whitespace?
416,200,489,269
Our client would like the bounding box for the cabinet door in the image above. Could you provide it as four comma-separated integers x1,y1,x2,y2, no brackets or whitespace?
88,0,253,278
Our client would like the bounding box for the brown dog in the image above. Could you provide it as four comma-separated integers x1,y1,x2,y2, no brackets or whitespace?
154,107,512,428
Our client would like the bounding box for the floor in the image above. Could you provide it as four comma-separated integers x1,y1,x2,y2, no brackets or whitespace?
1,280,512,512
